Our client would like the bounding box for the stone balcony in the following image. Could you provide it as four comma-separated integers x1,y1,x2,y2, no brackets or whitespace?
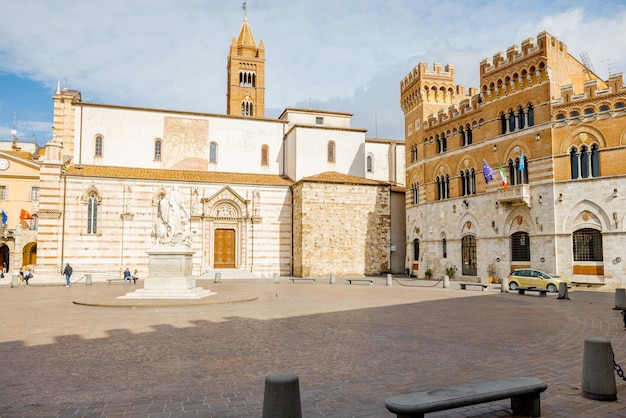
498,184,531,207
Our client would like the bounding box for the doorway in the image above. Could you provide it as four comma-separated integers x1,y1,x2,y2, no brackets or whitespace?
214,229,236,268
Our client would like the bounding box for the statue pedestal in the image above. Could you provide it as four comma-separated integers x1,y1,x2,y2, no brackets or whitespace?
119,247,215,300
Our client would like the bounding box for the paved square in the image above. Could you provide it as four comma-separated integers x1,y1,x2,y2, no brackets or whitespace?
1,279,626,417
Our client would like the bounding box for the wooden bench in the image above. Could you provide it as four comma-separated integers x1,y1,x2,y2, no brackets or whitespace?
572,281,605,288
517,287,548,297
289,278,316,284
458,282,490,291
346,278,373,285
385,376,547,418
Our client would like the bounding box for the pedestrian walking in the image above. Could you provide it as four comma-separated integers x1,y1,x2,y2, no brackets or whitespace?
63,263,73,287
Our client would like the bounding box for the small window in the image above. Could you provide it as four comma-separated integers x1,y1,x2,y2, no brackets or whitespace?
584,108,594,115
261,145,269,166
30,186,40,202
600,105,609,112
366,155,373,172
413,238,420,260
408,124,413,135
0,185,6,200
154,139,162,161
616,103,625,109
571,111,580,117
556,114,566,120
327,141,335,163
95,135,103,157
209,142,218,163
87,193,98,234
442,238,447,258
316,117,323,125
573,228,603,262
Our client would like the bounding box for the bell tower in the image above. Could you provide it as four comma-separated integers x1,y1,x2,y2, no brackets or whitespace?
226,7,265,118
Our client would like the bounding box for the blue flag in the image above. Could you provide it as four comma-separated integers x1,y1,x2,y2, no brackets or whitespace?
482,160,494,184
1,210,7,225
519,151,525,172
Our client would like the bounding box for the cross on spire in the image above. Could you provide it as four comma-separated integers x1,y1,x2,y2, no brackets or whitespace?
242,1,247,17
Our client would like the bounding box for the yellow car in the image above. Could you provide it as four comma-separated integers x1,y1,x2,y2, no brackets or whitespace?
507,269,571,293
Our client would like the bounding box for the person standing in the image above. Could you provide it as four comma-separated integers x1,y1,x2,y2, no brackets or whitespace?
63,263,73,287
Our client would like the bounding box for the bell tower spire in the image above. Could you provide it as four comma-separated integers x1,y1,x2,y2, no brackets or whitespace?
226,2,265,117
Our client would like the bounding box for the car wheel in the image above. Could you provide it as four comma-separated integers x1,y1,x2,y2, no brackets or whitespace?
547,284,557,293
509,281,519,291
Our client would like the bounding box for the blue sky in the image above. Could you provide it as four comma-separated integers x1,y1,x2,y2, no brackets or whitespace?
1,0,625,147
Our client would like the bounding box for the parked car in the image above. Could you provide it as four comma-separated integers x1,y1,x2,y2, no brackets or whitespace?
507,269,571,293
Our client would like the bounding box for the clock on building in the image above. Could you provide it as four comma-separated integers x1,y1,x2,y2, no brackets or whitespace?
0,158,9,170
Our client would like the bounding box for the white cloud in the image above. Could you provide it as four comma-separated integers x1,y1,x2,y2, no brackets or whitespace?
0,1,625,142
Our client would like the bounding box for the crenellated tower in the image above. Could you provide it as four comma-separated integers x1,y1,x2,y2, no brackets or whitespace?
226,14,265,117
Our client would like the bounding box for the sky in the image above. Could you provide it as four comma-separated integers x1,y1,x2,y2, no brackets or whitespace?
0,0,625,147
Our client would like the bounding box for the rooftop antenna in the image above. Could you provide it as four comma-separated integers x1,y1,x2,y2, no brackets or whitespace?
11,111,23,150
580,52,596,73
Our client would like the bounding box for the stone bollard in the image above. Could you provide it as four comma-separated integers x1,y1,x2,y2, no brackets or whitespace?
501,277,508,293
214,272,221,283
11,274,18,288
262,373,302,418
329,273,336,284
386,273,392,286
616,288,626,310
85,273,92,285
443,275,450,288
582,337,617,401
557,282,569,299
274,273,279,284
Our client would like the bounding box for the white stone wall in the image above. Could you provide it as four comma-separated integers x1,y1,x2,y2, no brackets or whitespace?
37,175,292,282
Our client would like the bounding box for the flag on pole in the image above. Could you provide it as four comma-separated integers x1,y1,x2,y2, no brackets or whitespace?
1,210,7,225
19,209,32,220
482,160,494,184
518,151,525,172
498,163,508,189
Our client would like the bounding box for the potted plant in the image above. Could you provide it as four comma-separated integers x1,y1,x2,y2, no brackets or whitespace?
445,264,457,279
424,267,433,280
487,263,497,283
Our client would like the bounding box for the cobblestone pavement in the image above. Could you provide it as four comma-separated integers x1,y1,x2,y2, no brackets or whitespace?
2,278,626,417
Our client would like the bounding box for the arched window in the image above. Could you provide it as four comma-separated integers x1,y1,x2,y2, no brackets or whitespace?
570,147,579,179
517,106,525,129
466,125,472,145
527,104,534,126
327,141,335,163
508,110,516,132
413,238,420,260
95,135,103,157
367,154,373,172
261,145,269,166
441,134,447,152
87,193,98,234
442,238,447,258
580,145,590,178
511,231,530,261
411,182,419,204
435,137,441,154
154,139,162,161
500,113,507,134
241,100,253,116
573,228,603,261
436,175,449,200
459,170,466,196
209,142,218,163
591,144,600,177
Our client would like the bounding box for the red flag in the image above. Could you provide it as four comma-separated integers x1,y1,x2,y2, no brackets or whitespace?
19,209,32,220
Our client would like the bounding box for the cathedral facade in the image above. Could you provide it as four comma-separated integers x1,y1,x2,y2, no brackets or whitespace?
32,17,405,281
403,31,626,289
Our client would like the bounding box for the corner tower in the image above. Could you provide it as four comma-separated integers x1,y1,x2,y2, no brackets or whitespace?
226,15,265,117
